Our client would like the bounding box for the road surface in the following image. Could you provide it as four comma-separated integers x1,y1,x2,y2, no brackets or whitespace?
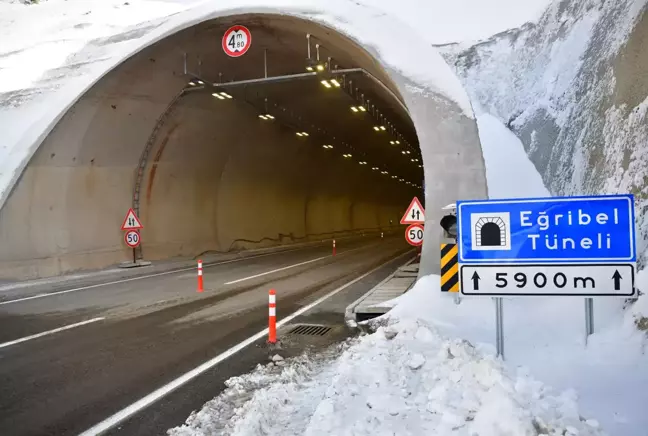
0,236,414,436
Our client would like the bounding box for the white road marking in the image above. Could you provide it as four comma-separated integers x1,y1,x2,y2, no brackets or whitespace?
224,256,329,285
78,250,414,436
0,317,105,349
223,244,375,285
0,246,312,307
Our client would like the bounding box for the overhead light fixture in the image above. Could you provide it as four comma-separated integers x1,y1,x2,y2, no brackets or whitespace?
358,106,366,112
359,161,367,165
406,151,411,155
418,165,422,168
372,167,379,171
296,132,309,137
316,64,325,71
189,81,197,86
389,141,395,145
258,114,274,120
350,106,359,112
373,126,380,132
212,93,226,100
395,140,400,144
343,153,352,158
219,92,233,99
401,151,407,155
306,66,314,72
197,80,205,85
330,79,341,88
323,145,333,149
379,126,386,131
259,115,268,120
392,175,397,179
266,114,275,119
321,80,332,89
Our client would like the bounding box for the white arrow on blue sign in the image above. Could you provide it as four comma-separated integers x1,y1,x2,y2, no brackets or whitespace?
456,194,636,263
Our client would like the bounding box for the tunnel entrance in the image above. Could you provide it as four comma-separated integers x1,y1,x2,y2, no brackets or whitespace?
0,11,487,280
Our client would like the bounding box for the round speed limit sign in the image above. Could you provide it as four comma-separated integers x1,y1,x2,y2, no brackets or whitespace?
222,25,252,57
405,224,424,246
124,230,141,248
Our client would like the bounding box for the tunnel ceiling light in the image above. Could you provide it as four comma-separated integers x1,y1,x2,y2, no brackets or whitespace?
343,153,352,158
321,80,332,89
401,151,407,155
330,79,341,88
220,92,233,99
373,126,380,132
323,144,333,149
395,140,400,144
389,140,395,145
358,106,366,112
306,66,314,72
372,167,379,171
197,80,205,85
259,115,268,120
316,64,325,71
350,106,359,112
359,161,367,165
391,175,397,179
188,81,197,86
379,126,386,131
418,164,422,168
259,114,274,120
212,93,226,100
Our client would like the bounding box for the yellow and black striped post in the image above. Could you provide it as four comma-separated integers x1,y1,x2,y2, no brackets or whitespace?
440,243,459,293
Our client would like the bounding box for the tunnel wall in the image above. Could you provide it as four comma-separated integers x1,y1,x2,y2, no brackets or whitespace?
0,9,487,280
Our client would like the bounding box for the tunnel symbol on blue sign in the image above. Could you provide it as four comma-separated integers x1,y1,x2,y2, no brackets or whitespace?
471,212,511,251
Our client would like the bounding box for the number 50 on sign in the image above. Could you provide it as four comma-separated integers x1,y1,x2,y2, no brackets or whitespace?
405,224,424,246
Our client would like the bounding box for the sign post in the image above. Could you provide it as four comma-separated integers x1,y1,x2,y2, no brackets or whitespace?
456,194,636,358
121,208,144,265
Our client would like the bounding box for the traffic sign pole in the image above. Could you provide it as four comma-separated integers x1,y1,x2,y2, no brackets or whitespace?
585,298,594,344
495,297,504,359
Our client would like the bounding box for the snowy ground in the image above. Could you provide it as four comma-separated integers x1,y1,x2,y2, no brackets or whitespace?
169,115,648,435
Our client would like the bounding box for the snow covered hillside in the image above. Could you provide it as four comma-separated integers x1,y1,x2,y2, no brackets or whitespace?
439,0,648,267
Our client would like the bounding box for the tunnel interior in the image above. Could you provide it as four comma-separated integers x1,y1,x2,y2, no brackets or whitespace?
0,13,432,279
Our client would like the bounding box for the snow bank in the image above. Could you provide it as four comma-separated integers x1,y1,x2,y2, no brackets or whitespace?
477,113,550,199
170,296,604,436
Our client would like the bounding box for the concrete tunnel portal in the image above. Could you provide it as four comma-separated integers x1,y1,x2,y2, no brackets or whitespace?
0,13,488,280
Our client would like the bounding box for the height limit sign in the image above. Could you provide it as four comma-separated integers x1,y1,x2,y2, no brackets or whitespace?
222,25,252,57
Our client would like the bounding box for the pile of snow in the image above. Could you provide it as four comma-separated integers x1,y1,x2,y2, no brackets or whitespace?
169,286,605,436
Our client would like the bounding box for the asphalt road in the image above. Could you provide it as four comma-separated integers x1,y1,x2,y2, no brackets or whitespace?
0,236,413,436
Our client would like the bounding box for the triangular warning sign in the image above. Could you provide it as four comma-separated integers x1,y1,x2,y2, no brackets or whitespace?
121,208,143,230
400,197,425,224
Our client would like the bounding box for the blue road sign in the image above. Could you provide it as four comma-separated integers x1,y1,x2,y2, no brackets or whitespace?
457,194,636,264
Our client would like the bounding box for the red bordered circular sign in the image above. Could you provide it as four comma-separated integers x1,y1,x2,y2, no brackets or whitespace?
222,25,252,57
405,224,424,247
124,230,141,248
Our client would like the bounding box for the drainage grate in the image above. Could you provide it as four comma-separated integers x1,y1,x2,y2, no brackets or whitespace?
288,324,332,336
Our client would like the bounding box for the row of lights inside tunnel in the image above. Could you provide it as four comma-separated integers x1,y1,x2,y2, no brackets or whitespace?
186,34,421,189
186,81,423,190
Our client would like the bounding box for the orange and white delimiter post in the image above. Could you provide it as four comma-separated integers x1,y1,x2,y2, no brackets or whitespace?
197,259,204,292
268,289,277,343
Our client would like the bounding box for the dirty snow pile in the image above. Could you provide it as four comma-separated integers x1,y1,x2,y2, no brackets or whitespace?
169,291,605,436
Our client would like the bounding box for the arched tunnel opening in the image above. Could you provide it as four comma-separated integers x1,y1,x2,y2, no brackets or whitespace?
0,12,486,280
